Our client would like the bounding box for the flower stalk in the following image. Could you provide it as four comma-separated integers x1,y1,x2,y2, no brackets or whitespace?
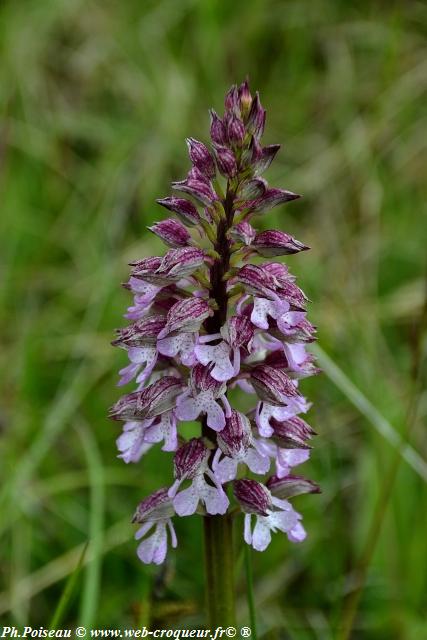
203,514,236,627
109,79,320,625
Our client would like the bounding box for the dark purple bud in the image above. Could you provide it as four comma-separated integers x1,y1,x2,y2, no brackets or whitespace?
224,84,239,111
173,438,208,479
229,221,256,245
159,297,211,338
233,479,272,516
112,315,167,347
252,230,309,257
186,137,216,179
191,363,225,396
246,188,301,214
224,315,254,350
157,247,206,280
156,197,201,227
210,110,226,145
172,171,217,207
253,144,281,174
218,410,251,457
250,365,302,406
236,264,277,300
247,136,262,164
275,280,308,310
214,146,237,178
258,263,308,309
131,247,205,285
129,256,162,275
132,488,174,523
246,93,266,139
238,79,252,115
270,416,315,449
225,112,245,146
149,218,191,248
109,376,183,422
267,475,320,500
238,177,268,200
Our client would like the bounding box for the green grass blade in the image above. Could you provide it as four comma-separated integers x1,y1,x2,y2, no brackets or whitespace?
312,344,427,482
77,422,105,628
49,542,88,629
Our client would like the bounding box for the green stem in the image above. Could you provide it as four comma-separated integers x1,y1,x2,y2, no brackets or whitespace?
203,514,236,626
244,544,257,639
202,180,237,626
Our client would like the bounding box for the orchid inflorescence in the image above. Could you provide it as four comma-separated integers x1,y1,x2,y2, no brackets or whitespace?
109,80,320,565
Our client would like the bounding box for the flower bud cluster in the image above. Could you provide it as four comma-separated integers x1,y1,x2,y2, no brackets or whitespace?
110,80,319,564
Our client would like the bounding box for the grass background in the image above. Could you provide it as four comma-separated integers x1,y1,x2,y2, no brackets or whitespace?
0,0,426,637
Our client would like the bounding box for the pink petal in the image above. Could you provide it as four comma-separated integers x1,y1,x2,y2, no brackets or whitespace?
137,523,168,565
252,518,272,551
244,513,253,545
176,396,201,422
173,484,199,516
287,522,307,543
206,399,226,431
245,448,270,475
213,456,238,483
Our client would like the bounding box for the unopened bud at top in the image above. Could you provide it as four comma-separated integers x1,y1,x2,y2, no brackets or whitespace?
156,197,201,227
149,218,191,248
210,110,226,146
246,93,266,139
186,138,216,179
252,230,309,257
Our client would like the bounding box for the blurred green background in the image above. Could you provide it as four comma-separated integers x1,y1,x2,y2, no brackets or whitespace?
1,0,426,637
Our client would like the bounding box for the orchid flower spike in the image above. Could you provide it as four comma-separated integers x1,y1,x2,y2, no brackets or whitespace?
109,79,319,565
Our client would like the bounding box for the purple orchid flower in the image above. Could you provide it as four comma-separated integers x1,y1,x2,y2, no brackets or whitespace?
234,479,306,550
132,489,178,565
195,316,254,382
176,364,231,431
212,410,270,483
168,439,229,516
